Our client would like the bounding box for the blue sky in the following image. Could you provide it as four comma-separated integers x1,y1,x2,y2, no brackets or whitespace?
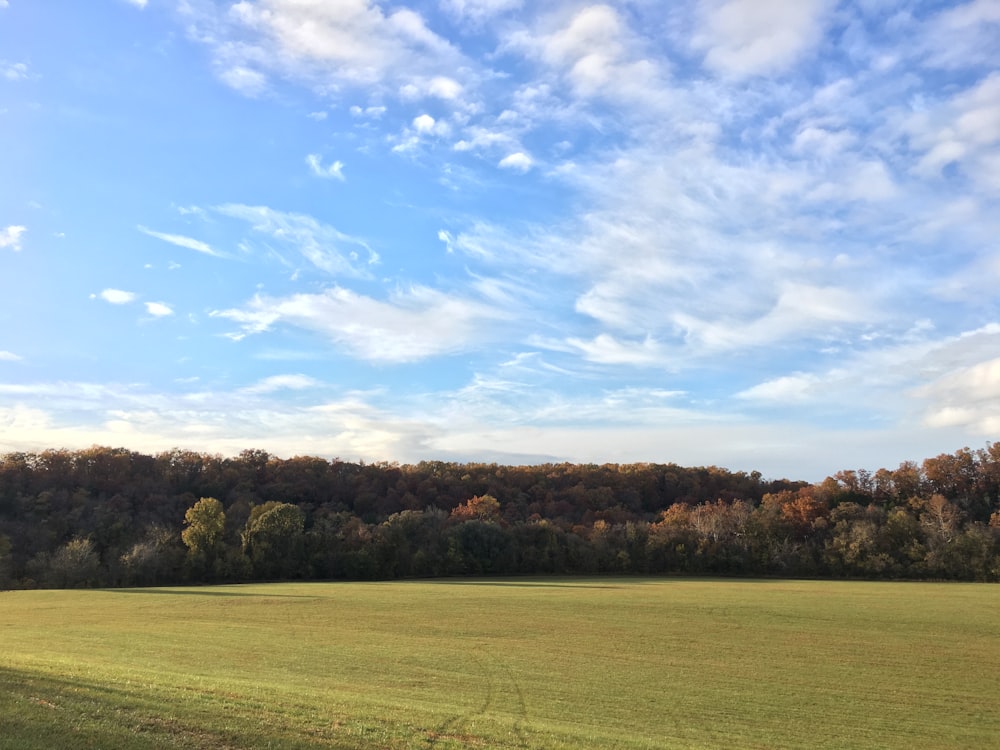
2,0,999,480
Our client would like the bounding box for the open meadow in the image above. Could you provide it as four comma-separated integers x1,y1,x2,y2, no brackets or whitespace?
1,578,998,749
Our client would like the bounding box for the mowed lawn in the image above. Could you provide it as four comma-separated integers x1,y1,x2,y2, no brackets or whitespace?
1,579,998,749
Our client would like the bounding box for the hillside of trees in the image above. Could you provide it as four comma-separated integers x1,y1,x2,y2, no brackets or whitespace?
1,443,999,588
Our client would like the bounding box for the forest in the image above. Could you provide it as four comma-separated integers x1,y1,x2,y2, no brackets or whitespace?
1,443,999,588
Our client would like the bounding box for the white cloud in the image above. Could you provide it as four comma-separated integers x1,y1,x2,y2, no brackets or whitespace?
920,0,1000,69
0,405,53,438
218,65,268,96
176,205,208,219
0,225,26,250
213,204,378,275
509,4,667,103
541,5,624,65
394,112,452,148
452,126,518,154
455,137,889,359
498,152,533,171
431,375,696,434
844,160,898,202
401,76,465,102
677,283,870,352
123,0,148,8
442,0,522,24
306,153,346,180
428,76,463,100
0,350,22,362
693,0,834,77
917,348,1000,434
2,61,28,81
98,289,137,305
731,323,1000,446
427,420,966,480
438,229,456,253
908,72,1000,192
216,0,464,92
5,0,1000,481
0,367,980,481
737,372,822,402
564,334,670,366
350,105,386,118
792,126,858,159
937,0,1000,28
212,284,510,363
241,374,321,394
138,225,222,257
481,4,1000,363
807,159,898,203
413,113,436,133
0,381,435,467
145,302,174,317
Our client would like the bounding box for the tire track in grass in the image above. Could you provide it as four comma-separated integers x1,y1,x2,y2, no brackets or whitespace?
492,655,529,749
426,644,531,748
427,648,495,747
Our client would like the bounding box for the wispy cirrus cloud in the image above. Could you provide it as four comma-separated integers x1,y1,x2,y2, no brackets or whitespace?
433,0,999,385
735,323,1000,435
0,350,22,362
213,204,379,276
212,284,511,363
562,334,672,367
138,225,223,257
6,0,1000,479
450,138,885,364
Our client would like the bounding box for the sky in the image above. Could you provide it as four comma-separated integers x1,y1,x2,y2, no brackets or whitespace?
1,0,999,481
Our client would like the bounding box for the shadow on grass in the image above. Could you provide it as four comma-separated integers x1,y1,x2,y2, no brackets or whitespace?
0,665,227,750
0,665,355,750
425,579,625,589
109,588,319,598
109,579,632,595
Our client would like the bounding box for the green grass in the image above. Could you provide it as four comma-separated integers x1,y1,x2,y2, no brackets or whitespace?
1,578,998,749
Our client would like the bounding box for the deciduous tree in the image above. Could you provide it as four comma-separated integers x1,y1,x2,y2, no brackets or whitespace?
242,501,306,579
181,497,226,578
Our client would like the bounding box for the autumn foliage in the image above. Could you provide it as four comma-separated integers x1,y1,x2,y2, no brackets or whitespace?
2,443,1000,588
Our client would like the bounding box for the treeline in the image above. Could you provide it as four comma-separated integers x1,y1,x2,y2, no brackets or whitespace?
1,444,999,588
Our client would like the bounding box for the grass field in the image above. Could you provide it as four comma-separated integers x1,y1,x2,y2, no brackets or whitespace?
1,578,998,749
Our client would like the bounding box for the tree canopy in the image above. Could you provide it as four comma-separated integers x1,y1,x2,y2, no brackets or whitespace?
1,443,999,588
